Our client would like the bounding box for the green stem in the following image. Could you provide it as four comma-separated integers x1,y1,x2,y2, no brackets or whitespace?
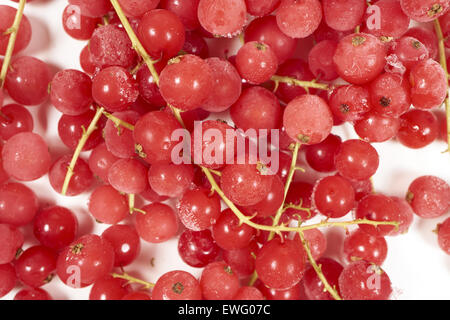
434,19,450,151
0,0,26,88
111,272,154,289
298,230,342,300
62,107,104,195
271,75,331,91
268,142,301,241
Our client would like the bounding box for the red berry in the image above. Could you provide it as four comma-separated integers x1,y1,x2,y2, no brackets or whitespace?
152,271,202,300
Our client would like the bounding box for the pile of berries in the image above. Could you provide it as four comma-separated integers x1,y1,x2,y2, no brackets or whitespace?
0,0,449,301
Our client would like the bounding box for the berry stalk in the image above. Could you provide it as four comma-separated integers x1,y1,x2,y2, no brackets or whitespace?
0,0,26,88
268,142,301,241
111,272,155,289
433,19,450,152
109,0,159,86
271,75,331,91
298,229,342,300
102,110,135,131
61,107,105,195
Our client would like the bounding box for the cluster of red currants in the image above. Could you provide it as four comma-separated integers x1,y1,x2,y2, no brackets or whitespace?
0,0,449,301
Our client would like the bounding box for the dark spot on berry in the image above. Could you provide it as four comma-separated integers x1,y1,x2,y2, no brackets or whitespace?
379,97,391,107
172,282,184,294
340,104,350,113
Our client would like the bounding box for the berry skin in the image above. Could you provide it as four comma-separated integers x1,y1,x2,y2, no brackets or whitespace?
117,0,160,18
343,229,388,265
364,0,410,39
33,206,78,251
0,263,16,298
255,238,306,290
223,240,259,278
62,5,100,40
338,260,392,300
198,0,247,37
369,73,411,118
400,0,449,22
50,69,93,116
356,194,401,237
202,57,242,112
409,59,448,110
89,276,131,300
275,59,315,104
5,56,51,106
152,271,202,300
392,36,430,70
56,234,115,287
329,85,372,122
148,163,194,198
276,0,322,39
137,9,186,60
406,176,450,219
108,159,149,195
88,185,128,225
212,209,255,250
437,218,450,255
177,188,221,231
0,5,32,55
308,40,339,81
14,288,52,300
303,258,343,300
92,66,139,112
102,225,141,267
133,111,183,164
235,42,278,84
68,0,112,18
312,175,356,218
333,33,387,85
221,163,275,207
354,112,400,143
244,16,298,64
200,262,240,300
389,197,414,235
335,140,379,181
322,0,366,32
234,286,265,300
0,183,39,227
178,229,221,268
242,175,284,218
159,54,213,111
397,109,439,149
15,246,57,288
0,224,24,264
283,94,333,145
160,0,201,31
135,203,179,243
49,155,93,196
89,24,136,69
245,0,280,17
0,104,34,141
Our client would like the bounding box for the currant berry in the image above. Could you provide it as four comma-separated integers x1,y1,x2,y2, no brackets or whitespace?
177,188,221,231
437,218,450,255
159,54,213,111
283,94,333,145
303,258,343,300
56,234,115,287
89,276,131,300
135,203,179,243
15,246,57,288
400,0,449,22
397,109,439,149
276,0,322,38
312,175,356,218
343,229,388,265
102,225,141,267
339,260,392,300
200,261,240,300
198,0,247,37
329,85,372,122
236,42,278,84
178,229,221,268
152,271,202,300
333,33,387,85
406,176,450,219
322,0,366,32
0,224,24,264
88,185,128,224
335,139,379,181
0,183,38,226
49,155,93,196
0,104,34,141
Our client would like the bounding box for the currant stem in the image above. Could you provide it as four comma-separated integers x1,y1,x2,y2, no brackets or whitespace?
298,229,342,300
0,0,26,88
433,19,450,151
61,107,105,195
102,110,135,131
128,193,135,214
202,166,399,233
248,270,258,286
109,0,160,86
111,272,155,289
268,142,301,241
271,75,331,91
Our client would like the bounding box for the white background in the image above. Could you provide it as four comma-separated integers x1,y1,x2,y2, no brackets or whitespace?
1,0,449,300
